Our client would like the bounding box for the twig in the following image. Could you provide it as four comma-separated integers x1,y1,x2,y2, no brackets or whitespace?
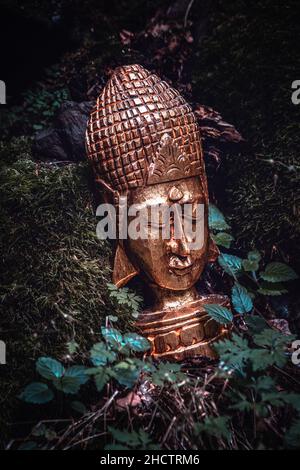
184,0,195,28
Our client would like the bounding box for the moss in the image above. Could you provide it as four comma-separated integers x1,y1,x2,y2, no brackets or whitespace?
0,155,114,446
190,0,300,265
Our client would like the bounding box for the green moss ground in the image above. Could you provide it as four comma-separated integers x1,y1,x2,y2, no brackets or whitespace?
0,154,113,445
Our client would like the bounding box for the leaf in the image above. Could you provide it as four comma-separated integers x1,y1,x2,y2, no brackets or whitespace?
123,332,151,352
204,303,233,325
65,366,89,384
94,368,111,392
113,360,141,388
215,333,250,371
67,340,79,355
208,204,230,231
19,382,54,404
245,315,269,334
242,259,259,272
258,282,288,296
211,232,233,248
90,342,117,366
248,250,261,262
218,253,242,277
53,366,88,394
260,262,298,283
194,416,231,442
101,327,123,347
36,357,65,381
232,283,253,314
151,362,186,387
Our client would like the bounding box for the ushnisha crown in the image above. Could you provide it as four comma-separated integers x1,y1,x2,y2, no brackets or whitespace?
86,64,207,195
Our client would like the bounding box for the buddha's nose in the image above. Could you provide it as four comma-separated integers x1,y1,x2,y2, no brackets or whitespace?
167,234,191,257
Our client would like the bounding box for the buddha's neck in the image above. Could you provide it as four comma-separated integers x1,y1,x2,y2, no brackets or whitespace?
150,285,199,311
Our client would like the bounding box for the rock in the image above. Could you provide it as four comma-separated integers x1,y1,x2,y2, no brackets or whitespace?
33,101,93,162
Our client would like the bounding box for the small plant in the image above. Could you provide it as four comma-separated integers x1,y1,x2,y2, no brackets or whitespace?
107,283,143,319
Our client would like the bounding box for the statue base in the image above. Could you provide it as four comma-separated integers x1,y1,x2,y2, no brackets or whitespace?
135,294,230,360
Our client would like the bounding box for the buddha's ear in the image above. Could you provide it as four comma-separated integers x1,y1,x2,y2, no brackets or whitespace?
208,236,219,263
113,244,139,287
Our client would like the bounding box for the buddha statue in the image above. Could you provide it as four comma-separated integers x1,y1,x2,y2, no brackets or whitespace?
86,64,230,360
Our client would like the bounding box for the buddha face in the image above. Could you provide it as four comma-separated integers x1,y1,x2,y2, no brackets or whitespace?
123,176,209,291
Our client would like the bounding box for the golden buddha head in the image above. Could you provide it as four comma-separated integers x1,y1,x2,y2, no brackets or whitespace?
86,64,218,295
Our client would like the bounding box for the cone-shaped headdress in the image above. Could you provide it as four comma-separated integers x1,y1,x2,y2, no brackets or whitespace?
86,64,207,196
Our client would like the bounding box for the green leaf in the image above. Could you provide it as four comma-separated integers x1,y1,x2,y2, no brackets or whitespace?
66,340,79,355
113,360,141,388
232,283,253,314
101,327,123,347
151,362,186,387
64,366,89,384
248,250,261,262
245,315,269,334
194,416,231,442
204,303,233,325
215,333,250,371
90,342,117,366
36,357,65,381
258,282,288,296
211,232,233,248
218,253,242,277
53,366,88,394
94,368,111,392
208,204,230,231
242,259,259,272
123,332,151,352
260,262,298,283
19,382,54,404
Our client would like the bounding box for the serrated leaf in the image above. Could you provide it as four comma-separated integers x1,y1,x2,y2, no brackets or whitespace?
258,281,288,296
94,368,111,392
123,332,151,352
204,303,233,324
242,259,259,272
218,253,242,277
194,416,231,441
113,361,140,388
232,283,253,314
65,366,89,384
248,250,261,262
66,340,79,355
36,357,65,381
101,327,123,347
211,232,233,248
53,366,88,394
53,376,81,394
19,382,54,404
260,262,298,283
208,204,230,231
90,342,117,366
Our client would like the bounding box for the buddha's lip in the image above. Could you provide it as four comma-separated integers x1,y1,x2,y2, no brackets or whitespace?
169,256,194,275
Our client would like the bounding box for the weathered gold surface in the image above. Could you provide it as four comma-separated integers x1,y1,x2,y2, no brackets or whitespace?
86,64,231,359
